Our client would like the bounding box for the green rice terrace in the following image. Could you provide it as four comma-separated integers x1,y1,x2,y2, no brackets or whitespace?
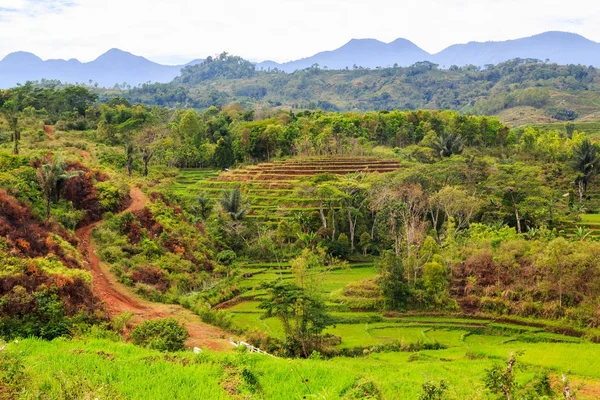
173,157,400,222
158,156,600,399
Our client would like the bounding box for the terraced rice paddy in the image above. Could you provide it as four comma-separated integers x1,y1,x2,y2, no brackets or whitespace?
223,261,588,352
172,156,400,222
568,213,600,239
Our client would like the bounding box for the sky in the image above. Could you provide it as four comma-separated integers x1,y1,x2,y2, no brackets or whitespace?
0,0,599,64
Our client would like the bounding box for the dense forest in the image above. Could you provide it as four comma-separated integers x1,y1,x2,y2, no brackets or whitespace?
3,81,600,398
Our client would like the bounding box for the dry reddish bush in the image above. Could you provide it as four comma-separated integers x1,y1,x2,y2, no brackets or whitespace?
0,268,104,317
64,168,104,227
462,252,498,287
0,190,79,268
133,208,164,238
130,266,170,293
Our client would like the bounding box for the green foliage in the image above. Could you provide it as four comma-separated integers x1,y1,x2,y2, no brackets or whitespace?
418,379,448,400
484,351,520,399
95,180,128,211
571,139,600,200
130,318,189,352
376,251,410,311
220,187,248,221
260,281,333,357
0,285,92,340
123,58,600,125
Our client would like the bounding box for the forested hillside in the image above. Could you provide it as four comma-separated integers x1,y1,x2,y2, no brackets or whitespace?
4,84,600,398
118,54,600,126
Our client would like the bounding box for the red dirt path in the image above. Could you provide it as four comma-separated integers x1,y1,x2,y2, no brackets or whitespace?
75,187,232,351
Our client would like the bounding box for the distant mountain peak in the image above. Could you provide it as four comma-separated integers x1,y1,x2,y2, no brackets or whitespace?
2,51,43,64
0,48,190,89
94,48,142,62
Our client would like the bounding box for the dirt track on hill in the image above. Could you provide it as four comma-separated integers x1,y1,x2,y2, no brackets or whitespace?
75,187,232,351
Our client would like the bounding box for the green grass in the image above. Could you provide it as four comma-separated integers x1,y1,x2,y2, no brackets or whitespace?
5,333,600,399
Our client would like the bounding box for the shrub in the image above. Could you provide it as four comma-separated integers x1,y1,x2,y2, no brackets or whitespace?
130,318,189,352
340,377,382,400
96,180,128,212
418,379,448,400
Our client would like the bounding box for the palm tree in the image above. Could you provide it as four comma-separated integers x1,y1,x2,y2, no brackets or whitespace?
431,131,464,158
219,187,248,221
196,192,214,220
571,139,599,201
37,157,81,220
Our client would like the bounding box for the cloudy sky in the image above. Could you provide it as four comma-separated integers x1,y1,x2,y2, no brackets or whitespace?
0,0,599,64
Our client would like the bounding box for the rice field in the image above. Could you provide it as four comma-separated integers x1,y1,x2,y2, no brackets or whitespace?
5,329,600,399
172,156,401,220
565,213,600,239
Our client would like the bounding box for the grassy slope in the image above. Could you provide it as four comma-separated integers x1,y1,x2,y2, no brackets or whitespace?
4,337,600,399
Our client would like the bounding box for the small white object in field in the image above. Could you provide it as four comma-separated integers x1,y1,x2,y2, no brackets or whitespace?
193,347,202,354
0,346,5,352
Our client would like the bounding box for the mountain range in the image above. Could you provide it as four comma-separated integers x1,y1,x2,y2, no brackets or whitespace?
0,49,202,89
257,32,600,72
2,31,600,88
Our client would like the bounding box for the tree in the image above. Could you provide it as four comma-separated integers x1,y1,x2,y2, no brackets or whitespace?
136,126,166,176
377,251,410,310
297,175,343,236
220,187,248,222
213,137,234,169
335,177,368,251
0,96,21,154
259,281,332,357
571,139,599,201
421,261,450,310
540,238,574,310
359,232,371,256
261,124,282,160
179,110,204,146
125,142,135,177
430,186,482,238
429,131,464,158
36,156,81,220
484,351,521,400
487,164,547,233
370,178,429,263
196,192,214,220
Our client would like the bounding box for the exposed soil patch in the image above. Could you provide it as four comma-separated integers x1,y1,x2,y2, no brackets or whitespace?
75,187,232,351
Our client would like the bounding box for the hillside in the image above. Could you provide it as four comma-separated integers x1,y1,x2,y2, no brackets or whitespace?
4,87,600,399
122,55,600,126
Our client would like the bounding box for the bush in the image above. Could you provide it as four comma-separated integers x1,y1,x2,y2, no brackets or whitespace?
96,181,128,212
419,380,448,400
130,318,189,352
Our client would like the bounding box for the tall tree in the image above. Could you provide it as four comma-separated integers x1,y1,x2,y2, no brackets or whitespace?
36,156,81,220
335,177,368,250
259,281,332,357
0,94,21,154
571,139,599,201
136,126,165,176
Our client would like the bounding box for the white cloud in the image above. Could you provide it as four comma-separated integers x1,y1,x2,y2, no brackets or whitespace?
0,0,599,64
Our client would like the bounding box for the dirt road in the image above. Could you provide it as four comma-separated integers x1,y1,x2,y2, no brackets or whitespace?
76,187,231,351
